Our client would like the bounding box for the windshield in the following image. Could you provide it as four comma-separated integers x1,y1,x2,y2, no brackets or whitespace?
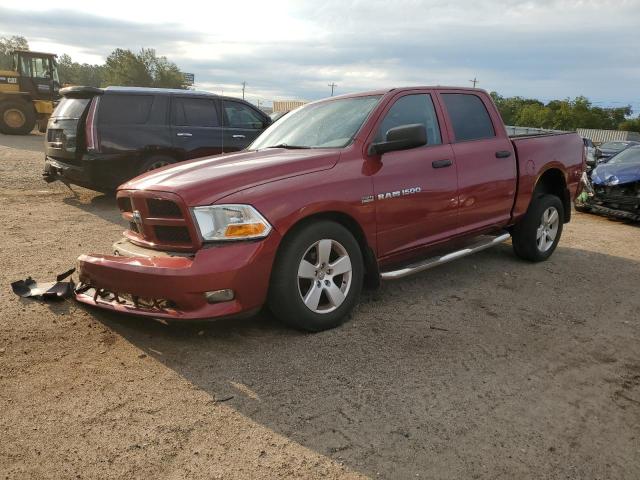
608,147,640,165
250,95,381,149
601,141,629,151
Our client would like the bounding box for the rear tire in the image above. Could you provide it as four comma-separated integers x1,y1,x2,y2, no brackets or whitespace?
268,220,364,332
138,154,176,174
512,194,564,262
0,100,36,135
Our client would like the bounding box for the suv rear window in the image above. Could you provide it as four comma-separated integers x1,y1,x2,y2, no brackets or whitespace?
99,94,154,125
52,98,90,119
441,93,495,142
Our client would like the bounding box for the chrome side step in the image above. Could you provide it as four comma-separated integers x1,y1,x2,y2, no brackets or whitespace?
380,232,511,280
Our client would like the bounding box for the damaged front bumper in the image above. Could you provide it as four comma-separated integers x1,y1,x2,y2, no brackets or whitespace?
75,236,280,320
578,172,640,221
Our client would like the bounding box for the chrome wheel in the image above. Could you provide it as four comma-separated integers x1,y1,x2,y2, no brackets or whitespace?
297,239,353,314
536,206,559,252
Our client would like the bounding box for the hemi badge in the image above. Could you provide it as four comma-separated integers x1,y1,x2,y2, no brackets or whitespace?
361,195,374,204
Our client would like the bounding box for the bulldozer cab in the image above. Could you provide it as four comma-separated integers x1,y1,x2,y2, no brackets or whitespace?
0,50,60,134
12,50,60,101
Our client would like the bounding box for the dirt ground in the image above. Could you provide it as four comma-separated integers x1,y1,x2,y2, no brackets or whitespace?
1,132,639,480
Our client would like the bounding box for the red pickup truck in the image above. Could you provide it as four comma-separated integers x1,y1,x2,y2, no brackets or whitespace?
76,87,584,331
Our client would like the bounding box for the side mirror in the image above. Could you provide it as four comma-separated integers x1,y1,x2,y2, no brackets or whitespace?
368,124,427,156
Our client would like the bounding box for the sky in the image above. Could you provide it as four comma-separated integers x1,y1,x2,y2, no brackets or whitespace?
1,0,639,110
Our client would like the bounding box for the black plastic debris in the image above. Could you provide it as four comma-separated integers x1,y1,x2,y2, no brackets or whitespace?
11,268,76,301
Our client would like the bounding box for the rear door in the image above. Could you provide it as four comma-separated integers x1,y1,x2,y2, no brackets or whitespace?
370,91,459,258
46,96,92,163
437,91,516,233
221,100,268,151
171,96,224,159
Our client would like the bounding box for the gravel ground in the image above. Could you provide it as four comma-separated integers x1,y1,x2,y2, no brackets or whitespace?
1,133,639,479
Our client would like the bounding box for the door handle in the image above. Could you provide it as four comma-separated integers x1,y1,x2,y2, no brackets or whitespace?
495,150,512,158
176,132,192,137
232,134,246,139
432,159,452,169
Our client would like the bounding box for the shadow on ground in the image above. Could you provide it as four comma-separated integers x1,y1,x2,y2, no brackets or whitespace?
87,244,640,478
62,191,121,225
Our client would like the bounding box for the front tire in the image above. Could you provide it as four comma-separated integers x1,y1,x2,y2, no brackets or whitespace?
269,220,364,332
0,100,36,135
512,194,564,262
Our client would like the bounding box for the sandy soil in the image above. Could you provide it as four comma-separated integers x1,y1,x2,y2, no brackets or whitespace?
1,132,639,479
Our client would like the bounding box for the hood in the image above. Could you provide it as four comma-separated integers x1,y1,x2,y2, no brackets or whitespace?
591,161,640,186
120,148,341,206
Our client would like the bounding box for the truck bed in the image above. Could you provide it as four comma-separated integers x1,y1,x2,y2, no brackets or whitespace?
510,131,584,221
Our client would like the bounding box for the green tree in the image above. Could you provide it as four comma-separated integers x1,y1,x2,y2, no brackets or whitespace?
619,117,640,133
0,35,28,69
102,48,185,89
492,91,637,132
58,53,104,87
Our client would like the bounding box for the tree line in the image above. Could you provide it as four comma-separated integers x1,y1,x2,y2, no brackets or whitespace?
1,35,186,89
490,92,640,133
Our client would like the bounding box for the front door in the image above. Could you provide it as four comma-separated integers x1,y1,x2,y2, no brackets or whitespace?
370,92,459,259
221,100,267,151
171,96,224,159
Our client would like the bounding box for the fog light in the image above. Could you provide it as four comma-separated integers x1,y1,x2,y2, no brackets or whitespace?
204,289,235,303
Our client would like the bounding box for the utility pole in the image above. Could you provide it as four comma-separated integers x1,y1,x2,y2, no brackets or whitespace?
241,81,246,99
328,82,337,96
469,77,479,88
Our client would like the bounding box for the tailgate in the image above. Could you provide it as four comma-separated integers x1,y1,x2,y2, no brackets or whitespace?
46,97,92,164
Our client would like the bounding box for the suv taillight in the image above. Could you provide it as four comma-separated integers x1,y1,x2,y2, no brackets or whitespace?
85,97,99,152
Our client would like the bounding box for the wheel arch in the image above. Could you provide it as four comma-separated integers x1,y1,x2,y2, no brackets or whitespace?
276,210,380,289
533,167,571,223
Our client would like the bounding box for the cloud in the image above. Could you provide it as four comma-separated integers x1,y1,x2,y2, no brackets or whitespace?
1,1,639,109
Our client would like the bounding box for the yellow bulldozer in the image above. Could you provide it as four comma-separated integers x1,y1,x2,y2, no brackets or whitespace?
0,50,60,135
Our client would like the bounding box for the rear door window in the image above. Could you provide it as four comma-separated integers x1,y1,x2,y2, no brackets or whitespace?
99,94,154,125
375,94,442,144
223,101,264,129
441,93,495,142
172,97,219,127
52,98,90,119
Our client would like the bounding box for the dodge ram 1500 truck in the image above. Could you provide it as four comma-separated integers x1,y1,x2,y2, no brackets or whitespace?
76,87,585,332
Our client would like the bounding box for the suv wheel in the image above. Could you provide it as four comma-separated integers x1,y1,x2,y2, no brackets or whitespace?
512,194,564,262
0,100,36,135
139,155,175,174
269,220,364,332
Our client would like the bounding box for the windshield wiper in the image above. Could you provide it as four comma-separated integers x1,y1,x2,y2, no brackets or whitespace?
265,143,311,149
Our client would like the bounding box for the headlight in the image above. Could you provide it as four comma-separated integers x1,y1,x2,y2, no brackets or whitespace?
192,204,272,241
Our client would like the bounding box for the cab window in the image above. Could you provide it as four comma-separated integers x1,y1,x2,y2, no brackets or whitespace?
375,94,442,145
441,93,495,142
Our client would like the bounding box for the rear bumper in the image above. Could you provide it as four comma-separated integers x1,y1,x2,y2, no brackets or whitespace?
44,153,137,191
76,235,280,320
44,156,93,187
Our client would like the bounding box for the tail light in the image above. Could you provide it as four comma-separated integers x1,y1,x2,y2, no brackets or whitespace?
85,97,99,152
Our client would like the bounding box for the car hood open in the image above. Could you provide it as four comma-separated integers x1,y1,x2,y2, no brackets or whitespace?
591,161,640,186
119,148,341,206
